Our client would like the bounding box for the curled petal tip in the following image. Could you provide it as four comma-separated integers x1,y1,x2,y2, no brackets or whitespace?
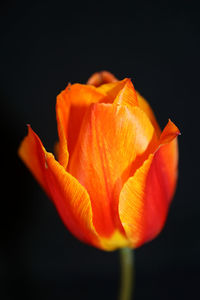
159,119,180,145
168,119,181,135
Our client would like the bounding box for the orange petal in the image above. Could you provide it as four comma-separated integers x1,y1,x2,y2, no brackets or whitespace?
136,91,161,137
69,103,156,238
18,126,100,248
119,121,180,247
56,84,107,161
87,71,118,86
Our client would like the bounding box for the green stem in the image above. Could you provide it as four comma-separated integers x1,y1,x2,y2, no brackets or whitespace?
119,248,134,300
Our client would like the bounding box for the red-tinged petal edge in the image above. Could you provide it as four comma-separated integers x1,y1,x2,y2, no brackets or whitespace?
18,126,102,249
119,120,180,248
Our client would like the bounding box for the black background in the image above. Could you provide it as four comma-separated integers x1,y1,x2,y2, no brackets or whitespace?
1,1,200,299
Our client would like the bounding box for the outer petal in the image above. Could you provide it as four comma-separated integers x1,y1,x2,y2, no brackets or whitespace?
18,126,100,248
69,103,156,239
119,120,180,247
56,84,108,163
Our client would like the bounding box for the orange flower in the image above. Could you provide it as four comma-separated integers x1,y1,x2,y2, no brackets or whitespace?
18,71,180,251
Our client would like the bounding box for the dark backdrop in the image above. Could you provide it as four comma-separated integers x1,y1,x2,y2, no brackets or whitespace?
1,1,199,299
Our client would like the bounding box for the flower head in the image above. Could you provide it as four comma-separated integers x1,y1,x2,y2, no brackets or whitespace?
18,71,180,251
